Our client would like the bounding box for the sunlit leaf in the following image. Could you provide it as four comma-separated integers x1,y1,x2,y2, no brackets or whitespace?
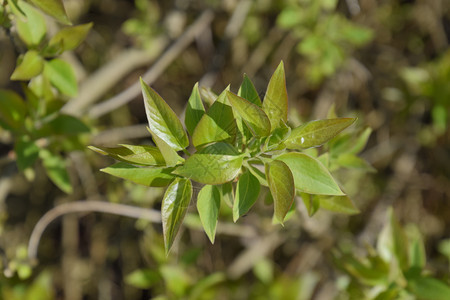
185,82,205,136
276,152,344,195
101,162,174,187
149,128,184,167
28,0,71,24
40,149,72,194
192,89,236,148
44,59,77,97
14,1,46,46
46,22,92,55
89,144,166,166
262,61,288,131
238,74,262,106
227,91,271,137
197,185,221,243
285,118,356,149
233,170,260,222
141,79,189,151
10,50,44,80
266,160,295,224
161,178,192,254
174,142,243,185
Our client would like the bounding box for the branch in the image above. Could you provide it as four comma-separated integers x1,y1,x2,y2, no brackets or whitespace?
88,10,214,119
27,200,161,263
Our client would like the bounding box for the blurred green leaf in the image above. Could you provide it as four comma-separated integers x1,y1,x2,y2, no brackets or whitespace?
238,74,262,106
266,160,295,225
336,153,376,172
40,149,72,194
101,162,174,187
161,178,192,254
276,153,344,195
174,142,243,185
262,61,288,131
14,1,46,46
185,82,205,136
25,271,54,300
160,265,191,297
285,118,356,150
43,114,90,135
46,22,92,55
227,91,271,137
0,89,27,131
192,88,236,148
89,144,166,166
300,193,320,217
197,185,221,243
141,78,188,150
10,50,44,80
44,59,77,97
220,182,234,208
125,269,161,289
28,0,71,24
233,170,260,222
406,275,450,300
188,272,225,300
15,136,39,170
319,195,359,215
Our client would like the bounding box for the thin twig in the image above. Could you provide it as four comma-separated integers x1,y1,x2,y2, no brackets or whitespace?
88,10,214,119
27,200,161,263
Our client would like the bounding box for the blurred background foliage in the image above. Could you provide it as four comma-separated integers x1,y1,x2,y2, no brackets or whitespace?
0,0,449,299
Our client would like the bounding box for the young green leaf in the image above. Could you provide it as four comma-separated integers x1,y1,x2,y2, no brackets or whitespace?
14,1,46,46
226,91,271,137
101,162,175,187
10,50,44,80
285,118,356,150
149,128,184,166
263,124,291,151
192,89,236,148
233,170,260,222
174,142,243,185
89,144,166,166
39,149,72,194
319,195,359,214
185,82,205,136
0,90,26,131
336,153,376,172
197,185,221,243
266,160,295,224
238,74,262,106
141,79,189,151
28,0,71,25
161,178,193,254
38,114,90,136
262,61,288,131
47,22,93,54
44,59,78,97
276,153,345,195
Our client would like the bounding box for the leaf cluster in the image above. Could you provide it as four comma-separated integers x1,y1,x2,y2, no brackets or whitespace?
93,62,366,254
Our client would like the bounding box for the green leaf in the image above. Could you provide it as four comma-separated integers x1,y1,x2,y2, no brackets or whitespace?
276,153,344,196
221,182,234,207
300,193,320,217
28,0,71,24
10,50,44,80
149,128,184,166
46,22,92,54
263,123,291,151
89,144,166,166
101,162,175,187
40,114,90,136
266,160,295,224
15,136,39,170
319,195,359,214
336,153,376,172
227,91,271,137
0,89,27,131
174,142,243,185
197,185,221,243
125,269,161,289
192,88,237,148
160,265,191,296
161,178,192,254
262,61,288,131
184,82,205,136
39,149,72,194
285,118,356,150
141,78,188,151
233,170,260,222
14,1,46,46
406,275,450,300
44,59,77,97
238,74,262,106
